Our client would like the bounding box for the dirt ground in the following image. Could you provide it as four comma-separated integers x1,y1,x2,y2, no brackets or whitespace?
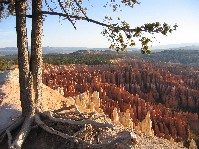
0,68,72,134
0,69,86,149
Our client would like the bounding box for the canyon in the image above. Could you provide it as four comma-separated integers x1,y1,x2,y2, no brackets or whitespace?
42,58,199,147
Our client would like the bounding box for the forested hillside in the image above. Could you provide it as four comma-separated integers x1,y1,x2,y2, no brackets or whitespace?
139,50,199,66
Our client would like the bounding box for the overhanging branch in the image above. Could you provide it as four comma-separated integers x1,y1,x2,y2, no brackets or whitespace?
26,10,175,39
39,11,165,34
41,11,111,28
57,0,76,29
26,11,110,28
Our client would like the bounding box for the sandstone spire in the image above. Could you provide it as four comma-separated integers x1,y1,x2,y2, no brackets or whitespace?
140,111,154,136
189,139,197,149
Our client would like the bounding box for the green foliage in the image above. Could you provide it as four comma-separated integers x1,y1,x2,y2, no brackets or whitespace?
0,55,17,71
139,50,199,66
0,57,3,70
102,20,177,54
0,0,15,20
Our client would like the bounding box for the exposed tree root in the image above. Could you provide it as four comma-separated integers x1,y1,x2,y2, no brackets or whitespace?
0,105,134,149
40,111,114,128
53,105,77,113
35,114,133,149
53,105,84,116
53,111,97,122
0,117,24,144
9,114,34,149
73,127,85,137
53,105,109,123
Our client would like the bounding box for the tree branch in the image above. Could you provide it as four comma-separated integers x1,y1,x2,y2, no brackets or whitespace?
57,0,76,29
73,0,88,19
41,11,110,28
26,10,173,37
39,11,167,34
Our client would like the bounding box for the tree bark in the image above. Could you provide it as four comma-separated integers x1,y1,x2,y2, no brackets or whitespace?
31,0,43,112
15,0,33,117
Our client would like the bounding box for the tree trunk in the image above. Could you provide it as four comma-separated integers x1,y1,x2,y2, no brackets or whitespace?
31,0,43,112
15,0,33,117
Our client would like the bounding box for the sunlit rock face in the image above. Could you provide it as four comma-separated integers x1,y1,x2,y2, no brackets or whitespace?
189,139,197,149
139,112,154,136
112,108,120,124
116,108,134,129
66,91,151,135
73,91,103,113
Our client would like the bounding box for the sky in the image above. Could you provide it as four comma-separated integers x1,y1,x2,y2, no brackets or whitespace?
0,0,199,48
